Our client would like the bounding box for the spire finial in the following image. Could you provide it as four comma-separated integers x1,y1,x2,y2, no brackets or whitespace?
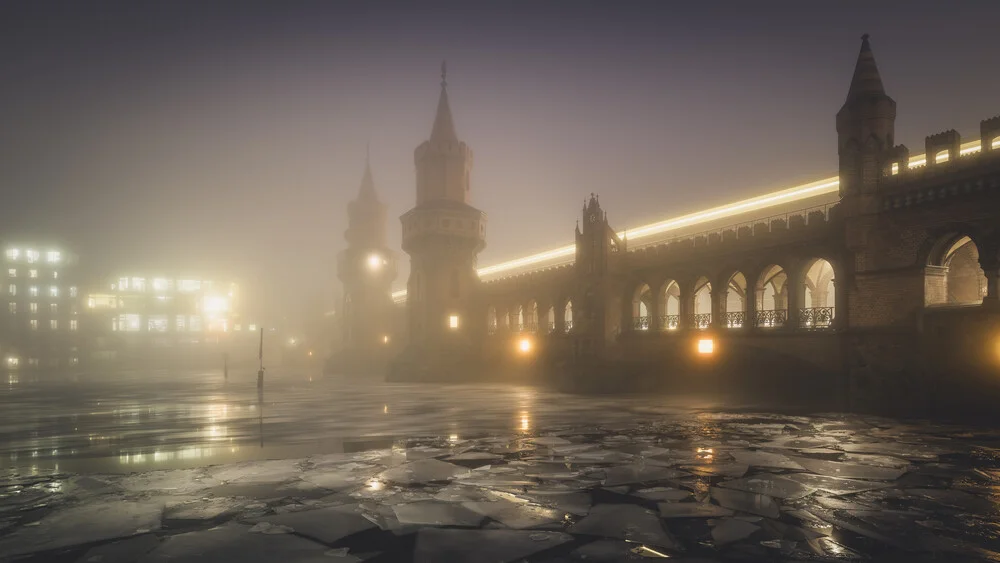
441,60,447,88
366,141,370,165
861,33,870,42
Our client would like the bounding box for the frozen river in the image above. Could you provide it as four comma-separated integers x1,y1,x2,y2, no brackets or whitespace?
1,367,1000,562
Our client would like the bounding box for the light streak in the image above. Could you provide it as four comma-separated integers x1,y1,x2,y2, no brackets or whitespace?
390,139,985,303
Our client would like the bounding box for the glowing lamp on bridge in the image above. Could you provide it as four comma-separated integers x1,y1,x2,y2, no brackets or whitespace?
448,315,460,329
367,253,384,271
517,337,533,354
382,335,390,344
697,338,715,355
202,296,229,314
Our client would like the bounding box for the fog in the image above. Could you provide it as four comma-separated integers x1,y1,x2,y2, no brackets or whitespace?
2,0,998,326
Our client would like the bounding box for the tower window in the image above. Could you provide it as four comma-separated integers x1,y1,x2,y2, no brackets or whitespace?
449,315,460,329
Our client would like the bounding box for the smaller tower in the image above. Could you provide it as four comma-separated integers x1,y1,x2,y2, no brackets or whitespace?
335,150,397,365
836,34,896,208
573,194,626,347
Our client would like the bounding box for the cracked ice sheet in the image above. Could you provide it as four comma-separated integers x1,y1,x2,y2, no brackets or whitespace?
569,503,678,549
784,472,894,495
137,522,333,563
377,458,469,485
716,473,816,499
710,486,780,518
602,463,688,486
711,518,760,545
164,497,246,521
120,469,219,494
392,501,485,527
791,457,908,480
253,504,378,544
413,529,572,563
74,534,162,563
299,463,380,491
0,499,163,558
657,502,733,518
730,449,805,470
633,486,692,502
463,499,565,529
209,459,304,484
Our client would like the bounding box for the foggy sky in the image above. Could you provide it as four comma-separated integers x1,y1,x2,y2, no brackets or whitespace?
1,1,998,322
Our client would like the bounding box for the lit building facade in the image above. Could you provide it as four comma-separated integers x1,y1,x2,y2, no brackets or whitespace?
83,276,245,363
1,245,81,372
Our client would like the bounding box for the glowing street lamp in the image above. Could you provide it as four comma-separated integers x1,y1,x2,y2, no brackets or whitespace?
367,253,383,271
518,337,533,354
697,338,714,355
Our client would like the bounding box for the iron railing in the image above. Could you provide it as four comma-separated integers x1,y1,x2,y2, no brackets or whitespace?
722,311,745,328
633,316,650,331
564,320,573,332
691,313,712,330
660,315,680,330
547,322,556,333
756,309,787,328
487,324,497,335
524,321,538,333
798,307,835,329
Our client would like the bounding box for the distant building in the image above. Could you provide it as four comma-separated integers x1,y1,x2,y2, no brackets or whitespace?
82,276,249,365
1,245,82,372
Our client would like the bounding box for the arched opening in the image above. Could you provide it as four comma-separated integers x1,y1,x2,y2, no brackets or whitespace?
934,150,949,164
755,264,788,328
516,305,525,332
526,300,539,332
801,259,836,329
660,279,680,330
926,235,986,306
631,283,652,331
692,277,712,329
487,306,497,335
502,308,511,331
564,300,574,332
545,306,555,333
724,272,747,328
993,136,1000,150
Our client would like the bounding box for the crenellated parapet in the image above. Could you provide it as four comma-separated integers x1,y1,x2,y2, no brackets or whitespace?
482,263,574,292
881,118,1000,191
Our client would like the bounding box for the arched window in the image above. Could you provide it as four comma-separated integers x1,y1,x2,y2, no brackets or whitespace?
692,277,712,329
801,259,836,329
660,280,680,330
724,272,747,328
564,301,574,332
487,306,497,335
925,235,986,307
631,284,651,330
755,265,787,328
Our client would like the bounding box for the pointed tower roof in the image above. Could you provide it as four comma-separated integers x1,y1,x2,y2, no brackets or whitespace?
845,34,886,102
430,61,459,143
357,144,379,202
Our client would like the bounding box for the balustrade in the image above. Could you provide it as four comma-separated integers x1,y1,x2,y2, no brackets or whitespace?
564,320,573,332
633,316,650,331
755,309,787,328
722,311,745,328
547,322,556,333
660,315,680,330
798,307,835,329
487,324,497,336
691,313,712,330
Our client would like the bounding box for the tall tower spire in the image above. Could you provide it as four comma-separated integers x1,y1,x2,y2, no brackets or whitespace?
430,60,459,143
358,143,377,201
845,34,886,102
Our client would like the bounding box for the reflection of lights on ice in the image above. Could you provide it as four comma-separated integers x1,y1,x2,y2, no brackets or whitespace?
520,415,530,431
383,405,389,414
448,434,459,443
367,479,383,491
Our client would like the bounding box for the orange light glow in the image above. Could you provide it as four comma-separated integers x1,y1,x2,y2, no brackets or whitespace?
697,339,714,355
518,338,532,353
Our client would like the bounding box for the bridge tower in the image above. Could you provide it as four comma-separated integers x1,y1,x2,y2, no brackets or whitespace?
332,151,397,371
393,64,488,379
573,194,627,352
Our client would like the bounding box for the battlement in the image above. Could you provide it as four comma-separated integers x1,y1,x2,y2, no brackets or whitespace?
625,203,836,266
882,118,1000,184
482,263,574,290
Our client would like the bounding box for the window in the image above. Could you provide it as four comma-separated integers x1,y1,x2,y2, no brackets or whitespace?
8,285,15,296
49,319,57,330
449,315,460,329
29,269,38,279
7,302,14,314
46,251,61,263
49,286,58,297
50,303,57,314
25,250,38,263
30,303,37,313
131,278,146,292
891,162,899,175
29,286,37,297
30,319,37,330
7,269,14,278
69,287,77,297
5,249,19,261
69,319,78,331
52,271,58,280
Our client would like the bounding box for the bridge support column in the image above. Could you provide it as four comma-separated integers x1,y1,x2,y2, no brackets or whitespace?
785,280,802,332
983,258,1000,309
650,289,662,331
746,288,759,332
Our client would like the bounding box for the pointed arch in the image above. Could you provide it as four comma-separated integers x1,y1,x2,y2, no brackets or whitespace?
545,305,555,333
631,283,652,331
692,276,712,329
659,279,680,330
755,264,788,328
800,259,837,329
563,300,574,332
723,271,747,328
525,300,539,332
925,233,986,306
487,305,497,335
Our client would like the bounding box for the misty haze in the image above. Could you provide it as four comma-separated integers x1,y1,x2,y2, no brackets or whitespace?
2,1,1000,562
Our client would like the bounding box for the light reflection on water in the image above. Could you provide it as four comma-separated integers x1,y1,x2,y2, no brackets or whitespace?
0,368,693,474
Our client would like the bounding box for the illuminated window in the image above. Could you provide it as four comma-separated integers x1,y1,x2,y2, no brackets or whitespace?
7,269,14,278
7,302,14,314
52,271,58,279
29,286,37,297
5,356,18,368
117,277,130,290
234,324,242,331
30,319,37,330
49,319,57,330
890,162,899,175
49,286,58,297
8,285,15,296
29,303,37,313
118,314,142,332
249,323,257,331
29,269,37,279
5,249,20,261
46,251,61,263
934,150,949,164
50,304,57,314
449,315,460,329
69,287,77,297
148,315,168,333
152,278,172,292
178,280,201,292
25,250,38,263
69,319,77,331
176,315,186,331
131,278,146,292
189,315,203,332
